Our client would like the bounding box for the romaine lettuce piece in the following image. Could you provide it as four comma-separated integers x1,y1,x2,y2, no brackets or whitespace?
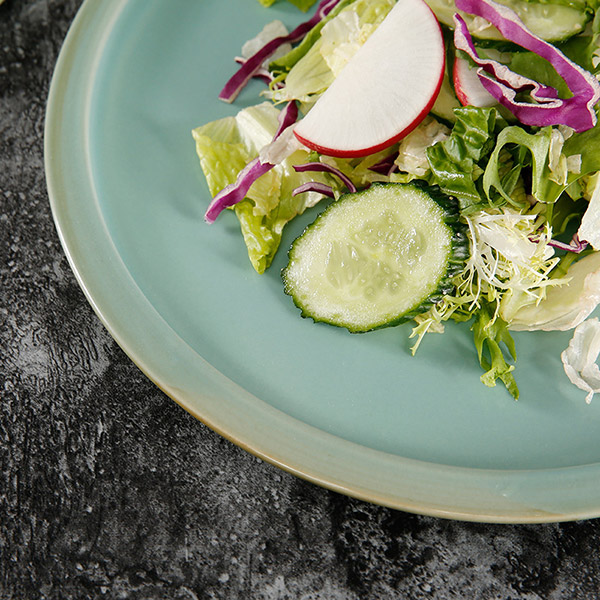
193,103,277,197
524,118,600,206
268,0,355,76
193,102,331,273
426,106,498,213
241,20,292,65
393,116,450,178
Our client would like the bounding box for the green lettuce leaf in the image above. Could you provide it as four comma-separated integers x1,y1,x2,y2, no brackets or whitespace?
472,302,519,400
563,117,600,176
235,141,336,273
548,194,588,235
426,106,498,213
521,118,600,208
507,51,572,98
482,125,554,207
481,119,600,210
193,102,332,273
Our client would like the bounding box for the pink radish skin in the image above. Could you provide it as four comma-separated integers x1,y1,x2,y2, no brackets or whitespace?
453,56,497,108
294,88,443,158
293,0,445,158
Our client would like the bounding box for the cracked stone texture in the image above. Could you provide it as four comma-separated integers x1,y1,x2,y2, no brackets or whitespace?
3,0,600,598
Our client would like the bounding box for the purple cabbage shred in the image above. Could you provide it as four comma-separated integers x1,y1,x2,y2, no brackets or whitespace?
292,182,335,198
219,0,343,103
368,152,399,176
548,234,589,254
293,161,357,192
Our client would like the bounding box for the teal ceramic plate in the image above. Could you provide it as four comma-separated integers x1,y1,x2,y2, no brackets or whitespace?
46,0,600,523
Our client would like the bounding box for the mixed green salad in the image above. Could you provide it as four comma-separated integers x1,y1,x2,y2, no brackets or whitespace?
193,0,600,401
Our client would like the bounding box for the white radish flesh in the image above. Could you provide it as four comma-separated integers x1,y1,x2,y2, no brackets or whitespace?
453,56,498,107
293,0,445,158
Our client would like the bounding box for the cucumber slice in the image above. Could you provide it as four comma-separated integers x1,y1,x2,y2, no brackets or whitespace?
282,183,468,333
426,0,589,42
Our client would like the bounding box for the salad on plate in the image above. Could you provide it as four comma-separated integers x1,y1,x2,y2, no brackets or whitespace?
192,0,600,401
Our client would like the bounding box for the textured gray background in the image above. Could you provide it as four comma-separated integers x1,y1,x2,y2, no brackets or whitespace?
3,0,600,598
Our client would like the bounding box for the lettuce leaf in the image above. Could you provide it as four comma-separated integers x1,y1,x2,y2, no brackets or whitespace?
426,106,498,213
523,118,600,207
482,125,554,207
472,302,519,399
563,117,600,175
550,193,588,235
517,119,600,208
509,250,600,331
507,51,572,99
193,102,331,273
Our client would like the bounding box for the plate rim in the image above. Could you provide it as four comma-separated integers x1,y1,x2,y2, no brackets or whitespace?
44,0,600,523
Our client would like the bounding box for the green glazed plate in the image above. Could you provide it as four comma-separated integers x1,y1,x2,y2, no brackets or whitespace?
45,0,600,522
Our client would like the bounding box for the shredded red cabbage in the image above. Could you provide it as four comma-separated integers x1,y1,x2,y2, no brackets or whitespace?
548,234,589,254
234,57,278,86
204,102,299,224
274,99,299,138
204,158,273,224
368,152,399,176
293,161,357,192
454,19,558,103
219,0,343,103
454,0,600,132
292,182,335,198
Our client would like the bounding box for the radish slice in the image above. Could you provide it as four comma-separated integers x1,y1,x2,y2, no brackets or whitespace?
293,0,445,158
453,56,497,107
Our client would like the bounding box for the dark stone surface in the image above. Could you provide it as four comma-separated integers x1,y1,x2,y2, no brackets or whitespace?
3,0,600,598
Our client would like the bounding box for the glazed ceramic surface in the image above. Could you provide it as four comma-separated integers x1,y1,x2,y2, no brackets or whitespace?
45,0,600,522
